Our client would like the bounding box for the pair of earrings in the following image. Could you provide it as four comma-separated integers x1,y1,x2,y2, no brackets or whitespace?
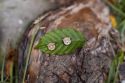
47,37,71,51
36,28,85,55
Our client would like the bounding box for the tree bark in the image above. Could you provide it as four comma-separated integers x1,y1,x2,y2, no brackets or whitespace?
18,0,120,83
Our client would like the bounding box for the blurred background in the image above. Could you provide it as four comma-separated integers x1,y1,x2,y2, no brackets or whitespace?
0,0,125,83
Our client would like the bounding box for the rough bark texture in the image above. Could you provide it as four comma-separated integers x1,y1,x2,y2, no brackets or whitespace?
18,0,120,83
119,62,125,82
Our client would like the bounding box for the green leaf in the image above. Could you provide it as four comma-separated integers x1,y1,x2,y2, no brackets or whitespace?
36,28,85,55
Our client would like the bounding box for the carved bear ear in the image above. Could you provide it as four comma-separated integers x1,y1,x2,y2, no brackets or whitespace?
63,37,71,45
36,28,85,55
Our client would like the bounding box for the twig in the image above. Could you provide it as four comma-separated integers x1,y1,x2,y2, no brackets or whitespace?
22,25,39,83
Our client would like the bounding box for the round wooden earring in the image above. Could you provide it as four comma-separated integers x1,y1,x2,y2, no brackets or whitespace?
63,37,71,45
47,43,55,51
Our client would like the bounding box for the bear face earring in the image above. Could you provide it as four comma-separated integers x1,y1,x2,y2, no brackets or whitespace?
47,43,55,51
63,37,71,45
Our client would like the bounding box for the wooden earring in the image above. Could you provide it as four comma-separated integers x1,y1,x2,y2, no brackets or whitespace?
63,37,71,45
47,43,55,51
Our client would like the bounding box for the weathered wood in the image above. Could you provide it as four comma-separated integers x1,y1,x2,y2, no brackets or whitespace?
119,62,125,83
18,0,120,83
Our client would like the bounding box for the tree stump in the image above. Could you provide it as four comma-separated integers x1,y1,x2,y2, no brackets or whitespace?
18,0,120,83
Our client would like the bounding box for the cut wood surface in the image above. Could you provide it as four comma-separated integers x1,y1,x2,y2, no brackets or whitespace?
18,0,120,83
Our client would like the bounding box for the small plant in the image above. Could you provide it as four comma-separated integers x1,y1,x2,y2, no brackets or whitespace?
105,0,125,82
106,50,124,83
